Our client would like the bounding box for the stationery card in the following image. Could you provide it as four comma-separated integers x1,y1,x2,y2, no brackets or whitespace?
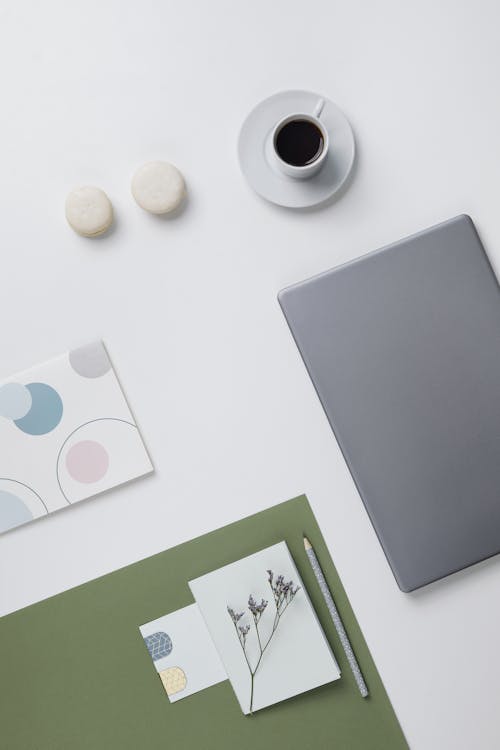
0,341,153,534
139,604,227,701
189,541,341,714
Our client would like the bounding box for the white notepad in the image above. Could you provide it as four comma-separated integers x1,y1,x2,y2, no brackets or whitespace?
189,542,340,713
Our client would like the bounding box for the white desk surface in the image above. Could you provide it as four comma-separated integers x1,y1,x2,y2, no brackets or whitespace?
0,2,499,747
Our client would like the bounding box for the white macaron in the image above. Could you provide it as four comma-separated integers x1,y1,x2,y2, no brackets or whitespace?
131,161,186,215
65,186,113,237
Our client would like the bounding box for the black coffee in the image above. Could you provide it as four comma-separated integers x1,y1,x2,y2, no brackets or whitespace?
275,119,324,167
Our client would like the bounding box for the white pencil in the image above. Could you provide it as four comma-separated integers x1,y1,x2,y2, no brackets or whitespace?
304,536,368,697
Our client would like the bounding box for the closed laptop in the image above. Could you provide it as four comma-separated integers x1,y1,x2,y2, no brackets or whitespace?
279,216,500,591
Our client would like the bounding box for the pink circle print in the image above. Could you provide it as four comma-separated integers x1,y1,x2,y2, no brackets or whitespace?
65,440,109,484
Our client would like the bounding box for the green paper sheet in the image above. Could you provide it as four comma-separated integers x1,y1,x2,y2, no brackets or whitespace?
0,495,408,749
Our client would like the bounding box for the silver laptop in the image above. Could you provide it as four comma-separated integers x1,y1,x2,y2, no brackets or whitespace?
279,215,500,591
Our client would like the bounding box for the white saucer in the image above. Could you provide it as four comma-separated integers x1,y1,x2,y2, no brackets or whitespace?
238,90,355,209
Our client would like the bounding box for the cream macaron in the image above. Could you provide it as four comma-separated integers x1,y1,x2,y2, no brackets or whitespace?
65,186,113,237
131,161,186,215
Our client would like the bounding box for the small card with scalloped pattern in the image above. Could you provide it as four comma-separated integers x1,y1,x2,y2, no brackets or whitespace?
139,604,227,702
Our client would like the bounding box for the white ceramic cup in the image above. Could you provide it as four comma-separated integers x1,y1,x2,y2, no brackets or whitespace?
271,98,329,180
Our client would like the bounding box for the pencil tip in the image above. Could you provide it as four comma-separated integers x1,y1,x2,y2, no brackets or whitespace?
303,536,312,550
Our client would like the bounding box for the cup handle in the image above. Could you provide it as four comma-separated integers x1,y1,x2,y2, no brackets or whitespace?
313,98,325,118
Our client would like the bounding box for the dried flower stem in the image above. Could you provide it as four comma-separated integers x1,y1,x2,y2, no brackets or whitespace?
227,570,300,713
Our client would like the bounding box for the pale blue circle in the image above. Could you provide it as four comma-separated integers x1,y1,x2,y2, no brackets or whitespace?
14,382,63,435
0,383,32,420
0,490,33,533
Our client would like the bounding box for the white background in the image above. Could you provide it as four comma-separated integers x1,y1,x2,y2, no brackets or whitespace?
0,1,499,747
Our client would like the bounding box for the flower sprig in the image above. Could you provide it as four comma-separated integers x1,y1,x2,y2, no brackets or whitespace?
227,607,252,645
248,595,268,619
267,570,300,612
227,570,300,713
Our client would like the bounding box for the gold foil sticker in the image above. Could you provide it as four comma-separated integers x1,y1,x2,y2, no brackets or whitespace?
159,666,187,696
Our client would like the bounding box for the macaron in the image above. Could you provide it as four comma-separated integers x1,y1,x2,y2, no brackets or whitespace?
131,161,186,215
65,186,113,237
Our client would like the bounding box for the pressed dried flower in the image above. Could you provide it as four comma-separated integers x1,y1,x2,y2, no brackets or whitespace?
227,606,245,624
227,569,300,713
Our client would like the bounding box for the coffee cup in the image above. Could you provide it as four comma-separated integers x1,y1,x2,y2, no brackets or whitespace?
271,98,329,180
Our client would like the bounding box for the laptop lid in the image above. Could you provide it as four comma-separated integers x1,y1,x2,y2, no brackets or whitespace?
279,215,500,591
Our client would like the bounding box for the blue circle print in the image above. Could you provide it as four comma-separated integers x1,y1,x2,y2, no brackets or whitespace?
0,490,33,533
0,383,32,420
14,382,63,435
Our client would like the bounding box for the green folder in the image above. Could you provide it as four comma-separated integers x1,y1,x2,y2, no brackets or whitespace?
0,495,407,749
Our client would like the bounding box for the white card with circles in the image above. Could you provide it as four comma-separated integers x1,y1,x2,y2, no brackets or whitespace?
0,341,153,534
